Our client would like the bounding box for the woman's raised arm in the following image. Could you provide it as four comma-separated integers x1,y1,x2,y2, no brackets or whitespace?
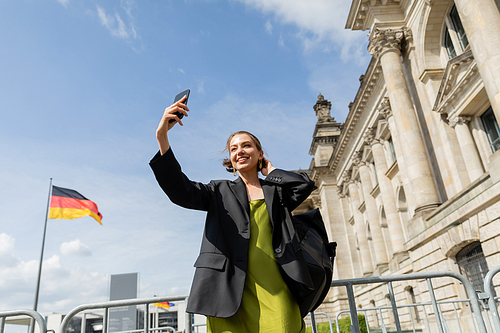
156,95,189,155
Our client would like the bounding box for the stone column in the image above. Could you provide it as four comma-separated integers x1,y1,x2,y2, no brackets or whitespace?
353,152,389,269
449,116,485,182
337,186,361,278
369,28,441,213
454,0,500,122
365,128,406,255
379,97,417,213
345,171,374,276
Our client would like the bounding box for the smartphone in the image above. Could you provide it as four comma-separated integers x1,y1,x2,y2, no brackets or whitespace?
169,89,190,123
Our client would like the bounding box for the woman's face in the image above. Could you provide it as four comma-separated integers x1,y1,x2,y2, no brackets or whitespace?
229,134,263,173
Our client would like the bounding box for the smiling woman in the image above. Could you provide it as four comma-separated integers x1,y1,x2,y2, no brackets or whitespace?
150,101,316,333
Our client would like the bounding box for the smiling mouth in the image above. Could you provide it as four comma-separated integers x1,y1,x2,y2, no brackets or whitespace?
237,157,249,163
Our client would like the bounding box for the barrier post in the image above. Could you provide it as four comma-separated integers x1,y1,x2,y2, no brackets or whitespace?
484,265,500,332
346,283,360,333
387,282,402,333
0,310,47,333
310,312,318,333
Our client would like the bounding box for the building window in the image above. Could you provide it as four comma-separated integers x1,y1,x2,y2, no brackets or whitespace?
450,5,469,50
370,161,379,185
443,5,469,59
481,107,500,153
456,242,489,292
444,28,457,59
388,137,397,162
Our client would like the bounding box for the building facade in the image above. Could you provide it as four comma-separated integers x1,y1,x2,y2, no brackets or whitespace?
305,0,500,329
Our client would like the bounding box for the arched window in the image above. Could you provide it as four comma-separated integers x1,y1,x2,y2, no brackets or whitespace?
444,28,456,59
443,5,469,59
449,5,469,50
456,242,489,292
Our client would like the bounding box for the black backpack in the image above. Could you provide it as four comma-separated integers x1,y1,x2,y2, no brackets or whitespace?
277,188,337,317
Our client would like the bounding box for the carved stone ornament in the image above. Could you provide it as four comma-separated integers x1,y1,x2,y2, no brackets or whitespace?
336,185,345,198
313,93,332,122
378,97,392,119
352,151,365,166
368,28,409,58
448,116,471,128
312,197,322,209
364,127,377,146
342,170,352,184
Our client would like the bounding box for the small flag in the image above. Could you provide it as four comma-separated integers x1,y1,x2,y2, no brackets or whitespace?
154,302,174,309
49,186,103,225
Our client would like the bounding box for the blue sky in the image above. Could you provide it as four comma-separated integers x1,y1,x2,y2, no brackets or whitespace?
0,0,369,315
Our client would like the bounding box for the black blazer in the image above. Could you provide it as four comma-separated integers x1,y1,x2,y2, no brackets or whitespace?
150,148,316,318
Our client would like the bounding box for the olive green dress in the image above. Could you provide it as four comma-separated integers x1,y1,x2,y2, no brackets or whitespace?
207,199,305,333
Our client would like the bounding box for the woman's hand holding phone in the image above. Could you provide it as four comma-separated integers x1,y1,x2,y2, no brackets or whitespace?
156,91,190,155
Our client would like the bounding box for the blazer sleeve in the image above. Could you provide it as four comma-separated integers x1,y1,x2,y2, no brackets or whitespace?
265,168,316,211
149,148,212,211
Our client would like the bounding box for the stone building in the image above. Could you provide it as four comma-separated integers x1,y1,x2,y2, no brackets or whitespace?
304,0,500,329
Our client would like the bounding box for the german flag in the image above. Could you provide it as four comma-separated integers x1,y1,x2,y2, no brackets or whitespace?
154,302,174,309
49,186,103,225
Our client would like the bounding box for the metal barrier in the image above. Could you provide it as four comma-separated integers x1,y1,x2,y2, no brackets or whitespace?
5,266,500,333
59,295,189,333
308,312,335,333
0,310,47,333
484,265,500,333
334,298,480,333
329,271,487,333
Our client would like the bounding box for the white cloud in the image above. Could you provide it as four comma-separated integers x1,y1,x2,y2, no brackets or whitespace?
178,68,186,74
96,2,139,41
97,6,127,39
265,19,273,34
56,0,69,8
237,0,367,61
0,233,17,268
278,33,284,48
0,234,107,312
61,239,92,257
0,233,15,254
197,79,205,94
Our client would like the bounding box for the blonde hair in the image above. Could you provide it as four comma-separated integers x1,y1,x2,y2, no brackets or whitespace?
222,131,263,173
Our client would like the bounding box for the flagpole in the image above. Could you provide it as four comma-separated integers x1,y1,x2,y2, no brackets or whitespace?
30,178,53,333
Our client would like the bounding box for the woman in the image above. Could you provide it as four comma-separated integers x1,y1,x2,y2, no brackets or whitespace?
150,96,316,332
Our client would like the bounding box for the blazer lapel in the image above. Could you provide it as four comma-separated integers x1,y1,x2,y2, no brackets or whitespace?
229,177,250,219
261,180,277,229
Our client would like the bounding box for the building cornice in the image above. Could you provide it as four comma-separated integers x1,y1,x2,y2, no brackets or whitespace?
328,57,383,178
346,0,404,31
310,166,332,183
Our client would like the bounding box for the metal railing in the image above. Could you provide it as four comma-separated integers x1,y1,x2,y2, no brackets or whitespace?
58,295,189,333
0,310,46,333
5,265,500,333
308,312,335,333
335,298,483,333
484,265,500,333
329,271,487,333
